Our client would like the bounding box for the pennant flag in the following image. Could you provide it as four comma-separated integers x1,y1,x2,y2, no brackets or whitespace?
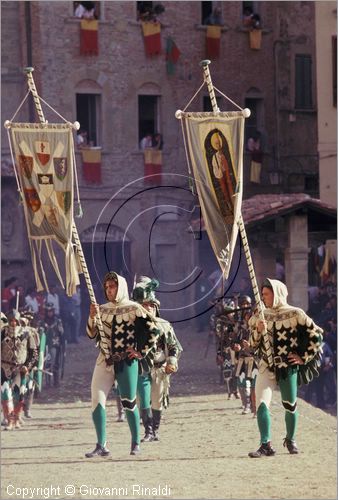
166,37,181,75
180,112,245,278
249,29,262,50
143,149,162,184
141,21,161,56
80,19,99,55
9,124,80,296
81,147,102,184
206,25,221,59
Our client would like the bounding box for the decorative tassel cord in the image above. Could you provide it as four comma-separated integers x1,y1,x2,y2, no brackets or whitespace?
38,95,77,128
182,81,206,112
212,85,244,111
6,129,22,194
180,119,195,196
9,89,31,122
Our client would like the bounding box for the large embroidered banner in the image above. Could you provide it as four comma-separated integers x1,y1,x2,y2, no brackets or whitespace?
180,112,245,278
9,124,80,296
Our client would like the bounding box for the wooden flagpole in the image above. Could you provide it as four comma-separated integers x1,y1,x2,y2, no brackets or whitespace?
23,67,111,361
200,60,274,369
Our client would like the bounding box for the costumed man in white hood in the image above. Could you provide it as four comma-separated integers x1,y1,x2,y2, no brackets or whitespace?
86,272,160,457
248,279,323,457
133,277,183,442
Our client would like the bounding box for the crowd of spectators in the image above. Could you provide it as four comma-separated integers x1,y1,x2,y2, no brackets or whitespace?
1,277,82,345
304,282,337,410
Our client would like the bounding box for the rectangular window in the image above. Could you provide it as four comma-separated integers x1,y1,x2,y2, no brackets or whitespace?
295,54,313,109
203,95,221,111
76,93,101,146
333,36,337,107
138,95,160,144
137,1,153,20
242,1,257,26
73,1,101,19
242,1,254,15
201,1,213,24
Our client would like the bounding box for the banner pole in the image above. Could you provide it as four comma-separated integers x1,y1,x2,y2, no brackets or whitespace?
23,67,111,362
200,60,274,369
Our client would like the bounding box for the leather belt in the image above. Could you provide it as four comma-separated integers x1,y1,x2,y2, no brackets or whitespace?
106,352,128,366
273,355,288,365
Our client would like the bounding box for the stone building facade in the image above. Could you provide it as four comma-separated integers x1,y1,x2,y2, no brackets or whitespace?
1,1,326,321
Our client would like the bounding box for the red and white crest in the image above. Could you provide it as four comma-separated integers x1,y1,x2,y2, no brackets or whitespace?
35,141,50,166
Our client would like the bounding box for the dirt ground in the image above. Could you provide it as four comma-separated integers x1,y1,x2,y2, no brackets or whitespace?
2,325,337,500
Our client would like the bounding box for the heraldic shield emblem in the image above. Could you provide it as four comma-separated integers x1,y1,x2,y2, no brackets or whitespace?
35,141,50,166
56,191,71,214
18,155,33,179
24,188,41,212
54,157,68,181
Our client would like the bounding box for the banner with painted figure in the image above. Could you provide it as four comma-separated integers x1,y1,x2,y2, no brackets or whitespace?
9,124,80,296
180,112,245,278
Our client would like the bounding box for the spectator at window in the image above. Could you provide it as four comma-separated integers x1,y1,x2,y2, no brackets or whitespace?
242,6,254,27
243,7,261,29
74,1,95,19
138,3,165,22
77,129,88,148
152,133,163,150
251,13,261,29
204,6,224,26
140,133,153,150
247,131,263,160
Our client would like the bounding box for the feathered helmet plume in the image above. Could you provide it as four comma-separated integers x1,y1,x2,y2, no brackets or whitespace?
132,276,160,307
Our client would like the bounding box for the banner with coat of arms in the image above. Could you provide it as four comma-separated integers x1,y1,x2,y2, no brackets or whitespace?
9,124,80,296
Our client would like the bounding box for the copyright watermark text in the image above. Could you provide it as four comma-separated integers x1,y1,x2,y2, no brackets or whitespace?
6,483,172,498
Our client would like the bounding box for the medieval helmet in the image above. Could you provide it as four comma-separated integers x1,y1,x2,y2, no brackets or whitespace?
240,295,252,307
44,302,55,312
222,298,235,314
132,276,160,308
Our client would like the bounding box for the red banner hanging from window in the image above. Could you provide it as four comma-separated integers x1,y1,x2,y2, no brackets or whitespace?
206,25,221,59
143,149,162,184
82,148,101,183
141,21,161,56
80,19,99,55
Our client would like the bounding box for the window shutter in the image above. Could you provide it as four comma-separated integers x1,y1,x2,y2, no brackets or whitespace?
295,55,312,109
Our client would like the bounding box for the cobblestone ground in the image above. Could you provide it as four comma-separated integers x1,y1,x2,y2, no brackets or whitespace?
2,326,337,500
